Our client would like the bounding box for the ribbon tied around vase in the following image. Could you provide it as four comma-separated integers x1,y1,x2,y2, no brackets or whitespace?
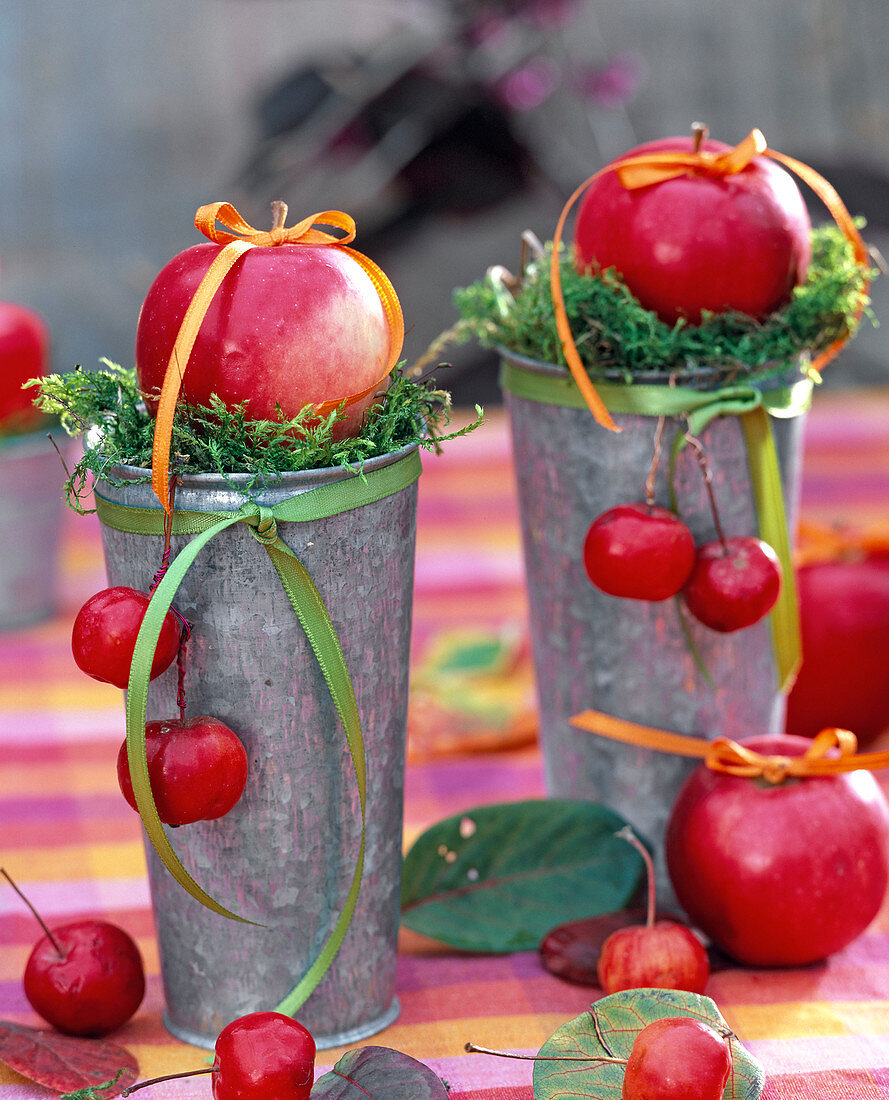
96,445,422,1016
569,707,889,782
150,202,405,514
499,356,811,690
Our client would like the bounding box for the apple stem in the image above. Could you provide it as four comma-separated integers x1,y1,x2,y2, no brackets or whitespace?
614,826,656,929
270,200,289,232
121,1068,215,1096
465,1042,626,1065
643,416,666,507
0,867,64,956
692,121,709,153
685,431,728,549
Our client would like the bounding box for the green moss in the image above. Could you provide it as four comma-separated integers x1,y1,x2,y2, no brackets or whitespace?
28,361,481,512
452,223,875,381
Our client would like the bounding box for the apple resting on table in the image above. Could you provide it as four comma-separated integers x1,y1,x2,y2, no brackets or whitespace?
136,238,396,438
666,733,889,966
573,134,811,325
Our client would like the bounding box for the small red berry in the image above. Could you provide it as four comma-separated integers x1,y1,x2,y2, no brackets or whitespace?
72,586,182,688
212,1011,316,1100
24,920,145,1037
622,1016,731,1100
683,536,781,632
117,716,249,826
583,503,695,601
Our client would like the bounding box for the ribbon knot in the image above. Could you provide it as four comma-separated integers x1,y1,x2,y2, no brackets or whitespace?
195,202,358,248
242,504,279,545
615,129,768,190
704,727,859,784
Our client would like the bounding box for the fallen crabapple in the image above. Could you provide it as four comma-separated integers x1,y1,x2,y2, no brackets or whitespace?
622,1016,732,1100
120,1011,316,1100
116,716,249,826
583,503,696,601
597,827,709,995
2,869,145,1037
72,586,182,689
683,535,781,632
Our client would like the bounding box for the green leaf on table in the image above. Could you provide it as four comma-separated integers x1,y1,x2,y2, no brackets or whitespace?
532,989,765,1100
0,1020,138,1097
311,1046,449,1099
400,800,644,952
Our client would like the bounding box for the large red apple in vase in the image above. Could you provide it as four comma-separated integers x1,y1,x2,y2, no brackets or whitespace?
136,203,401,438
573,126,812,324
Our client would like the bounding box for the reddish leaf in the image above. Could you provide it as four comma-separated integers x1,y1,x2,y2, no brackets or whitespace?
0,1020,138,1097
539,909,730,984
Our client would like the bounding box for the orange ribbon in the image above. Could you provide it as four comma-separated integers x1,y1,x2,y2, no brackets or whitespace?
150,202,405,512
550,128,872,433
570,707,889,783
795,518,889,568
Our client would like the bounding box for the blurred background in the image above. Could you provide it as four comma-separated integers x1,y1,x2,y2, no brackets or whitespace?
1,0,888,405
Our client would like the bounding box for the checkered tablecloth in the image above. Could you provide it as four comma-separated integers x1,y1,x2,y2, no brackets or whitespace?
2,397,889,1099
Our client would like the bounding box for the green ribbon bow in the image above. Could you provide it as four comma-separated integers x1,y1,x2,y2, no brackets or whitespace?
95,445,422,1016
501,356,813,691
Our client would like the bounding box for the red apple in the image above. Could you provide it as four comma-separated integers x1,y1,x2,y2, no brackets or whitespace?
136,241,396,438
583,503,696,601
622,1016,731,1100
116,716,249,826
24,920,145,1036
787,555,889,746
665,734,889,966
597,828,709,995
683,536,781,632
0,300,49,431
573,134,811,325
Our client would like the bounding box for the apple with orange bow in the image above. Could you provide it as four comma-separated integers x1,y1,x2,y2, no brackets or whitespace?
136,202,404,500
572,124,812,325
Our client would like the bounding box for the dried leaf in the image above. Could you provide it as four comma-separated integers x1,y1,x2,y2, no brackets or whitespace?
532,989,765,1100
311,1046,449,1099
0,1020,138,1097
401,800,644,952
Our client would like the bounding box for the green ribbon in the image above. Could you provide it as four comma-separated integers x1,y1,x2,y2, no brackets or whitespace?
95,446,422,1015
501,356,813,691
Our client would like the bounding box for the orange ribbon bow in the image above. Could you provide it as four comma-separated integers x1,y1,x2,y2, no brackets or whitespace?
550,128,872,432
570,707,889,782
150,202,404,513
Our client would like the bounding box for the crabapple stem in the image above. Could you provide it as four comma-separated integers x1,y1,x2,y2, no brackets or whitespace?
0,867,64,956
464,1042,626,1065
692,121,709,152
643,416,667,507
685,430,728,548
121,1068,215,1096
614,826,656,929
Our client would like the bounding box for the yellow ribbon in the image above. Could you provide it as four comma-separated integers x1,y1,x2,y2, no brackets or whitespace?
569,707,889,783
550,128,871,433
151,203,405,512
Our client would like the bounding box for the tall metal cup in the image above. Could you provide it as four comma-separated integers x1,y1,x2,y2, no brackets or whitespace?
0,430,65,630
501,351,806,896
96,443,420,1049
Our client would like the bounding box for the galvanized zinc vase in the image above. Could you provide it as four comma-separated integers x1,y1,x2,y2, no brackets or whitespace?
95,441,421,1049
0,430,65,630
500,350,808,893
